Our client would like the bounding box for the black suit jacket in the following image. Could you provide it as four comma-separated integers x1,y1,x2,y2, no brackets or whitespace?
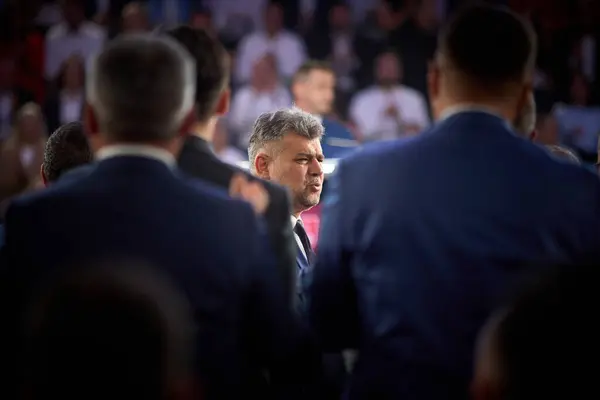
178,136,297,306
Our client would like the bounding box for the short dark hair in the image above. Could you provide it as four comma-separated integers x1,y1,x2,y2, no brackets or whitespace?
494,262,598,399
42,122,93,183
25,263,195,400
438,5,536,91
87,35,195,142
292,60,333,84
166,26,230,122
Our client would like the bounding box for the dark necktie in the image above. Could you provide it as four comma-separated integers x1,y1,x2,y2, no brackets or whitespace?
294,221,313,264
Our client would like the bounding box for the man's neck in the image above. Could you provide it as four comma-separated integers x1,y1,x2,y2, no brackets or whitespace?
435,99,517,124
192,119,218,143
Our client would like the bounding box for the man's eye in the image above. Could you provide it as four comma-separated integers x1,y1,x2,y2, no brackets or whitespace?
296,158,309,163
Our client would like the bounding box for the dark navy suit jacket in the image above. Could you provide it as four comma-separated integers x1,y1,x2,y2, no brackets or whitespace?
0,155,310,399
308,111,600,400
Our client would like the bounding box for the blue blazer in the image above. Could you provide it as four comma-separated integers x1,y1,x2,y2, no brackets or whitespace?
0,156,310,399
308,111,600,400
321,118,358,159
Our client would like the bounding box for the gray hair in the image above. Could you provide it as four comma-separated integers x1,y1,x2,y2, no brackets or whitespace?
86,34,196,142
248,108,324,171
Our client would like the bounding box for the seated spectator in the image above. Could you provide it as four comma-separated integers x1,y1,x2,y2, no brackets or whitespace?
0,103,47,216
41,122,93,185
235,2,306,84
24,262,196,400
229,54,292,144
44,55,86,134
45,0,106,81
349,50,429,141
472,262,599,400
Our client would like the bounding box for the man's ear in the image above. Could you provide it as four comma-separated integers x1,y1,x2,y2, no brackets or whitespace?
214,89,230,116
427,59,441,118
177,108,197,137
40,164,48,187
253,152,270,180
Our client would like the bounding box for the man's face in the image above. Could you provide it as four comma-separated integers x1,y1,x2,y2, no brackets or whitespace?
376,53,401,87
266,133,324,214
301,70,335,115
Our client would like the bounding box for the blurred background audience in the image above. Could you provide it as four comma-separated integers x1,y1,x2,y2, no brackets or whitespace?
0,0,599,206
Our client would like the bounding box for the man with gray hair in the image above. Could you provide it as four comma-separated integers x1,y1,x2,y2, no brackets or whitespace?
249,107,346,400
249,108,325,285
0,35,305,399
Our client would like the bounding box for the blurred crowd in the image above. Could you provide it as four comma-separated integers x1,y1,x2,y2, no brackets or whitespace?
0,0,599,205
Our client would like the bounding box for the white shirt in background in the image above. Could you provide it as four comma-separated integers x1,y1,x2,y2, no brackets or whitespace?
349,85,430,141
229,85,293,143
59,91,84,125
45,21,106,80
216,147,246,166
235,31,307,83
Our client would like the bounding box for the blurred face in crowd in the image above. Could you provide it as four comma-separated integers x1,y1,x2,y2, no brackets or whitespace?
251,54,277,88
62,56,84,90
18,113,44,144
62,0,85,28
295,69,335,115
570,74,589,106
190,12,213,31
264,4,284,36
0,57,15,90
258,133,324,215
330,4,351,31
122,4,149,33
376,52,401,88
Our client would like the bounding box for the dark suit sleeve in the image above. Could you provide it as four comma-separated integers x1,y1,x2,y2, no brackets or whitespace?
0,202,34,397
263,184,297,309
242,210,319,395
307,161,360,352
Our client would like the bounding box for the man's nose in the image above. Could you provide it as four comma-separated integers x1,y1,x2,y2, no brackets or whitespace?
309,158,323,175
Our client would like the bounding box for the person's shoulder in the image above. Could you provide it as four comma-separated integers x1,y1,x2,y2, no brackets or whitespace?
336,136,420,174
80,21,106,38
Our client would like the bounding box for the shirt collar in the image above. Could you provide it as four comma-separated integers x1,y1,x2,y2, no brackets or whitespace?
438,104,507,122
96,144,176,167
290,215,302,228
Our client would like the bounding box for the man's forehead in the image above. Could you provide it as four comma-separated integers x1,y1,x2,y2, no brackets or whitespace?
280,132,322,153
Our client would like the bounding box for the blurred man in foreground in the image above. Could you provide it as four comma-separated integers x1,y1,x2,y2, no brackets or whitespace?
169,26,297,304
25,263,196,400
0,35,304,399
472,262,598,400
309,5,600,399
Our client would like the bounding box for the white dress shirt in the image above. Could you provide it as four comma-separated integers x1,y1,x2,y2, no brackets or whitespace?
235,31,307,83
45,21,106,80
290,215,308,261
349,85,430,141
96,144,176,167
230,84,292,142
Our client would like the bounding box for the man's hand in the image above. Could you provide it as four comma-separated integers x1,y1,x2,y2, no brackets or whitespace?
229,173,270,215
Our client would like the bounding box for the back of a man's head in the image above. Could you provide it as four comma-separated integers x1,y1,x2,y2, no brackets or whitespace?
436,5,536,95
25,263,195,400
473,262,598,400
166,26,230,123
86,34,196,143
42,122,93,184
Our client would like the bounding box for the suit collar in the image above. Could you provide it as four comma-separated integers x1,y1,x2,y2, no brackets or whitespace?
185,135,215,156
96,144,176,168
439,104,509,126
